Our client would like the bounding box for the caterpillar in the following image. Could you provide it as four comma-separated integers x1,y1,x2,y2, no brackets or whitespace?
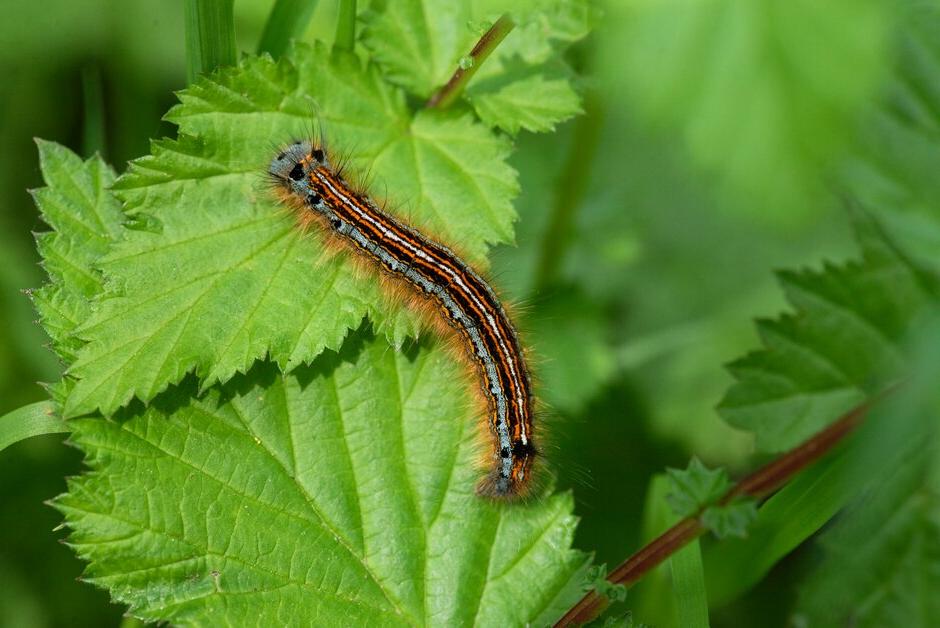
268,140,538,499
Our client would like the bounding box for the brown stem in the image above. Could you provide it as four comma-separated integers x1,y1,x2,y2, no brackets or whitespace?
724,401,869,502
553,399,876,627
426,14,515,109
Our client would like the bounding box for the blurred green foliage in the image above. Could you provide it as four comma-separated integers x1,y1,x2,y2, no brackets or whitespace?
1,0,938,626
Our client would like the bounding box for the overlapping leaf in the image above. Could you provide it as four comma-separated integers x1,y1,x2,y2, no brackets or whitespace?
788,10,940,621
719,214,938,452
843,2,940,273
54,329,589,625
795,451,940,627
362,0,590,133
30,142,124,362
30,3,597,624
55,43,519,418
708,5,940,618
792,324,940,627
665,458,730,518
468,64,582,134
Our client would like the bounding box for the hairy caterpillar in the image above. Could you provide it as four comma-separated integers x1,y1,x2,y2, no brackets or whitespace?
268,140,538,499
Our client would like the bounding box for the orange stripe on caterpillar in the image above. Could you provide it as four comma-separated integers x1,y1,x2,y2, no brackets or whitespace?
268,140,538,499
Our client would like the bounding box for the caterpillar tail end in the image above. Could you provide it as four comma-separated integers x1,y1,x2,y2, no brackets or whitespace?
476,469,534,502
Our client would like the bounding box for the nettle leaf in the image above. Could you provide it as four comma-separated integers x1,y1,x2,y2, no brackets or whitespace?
793,337,940,627
34,6,592,623
601,612,639,628
843,3,940,273
53,329,588,625
468,63,582,134
718,214,938,452
794,10,940,620
700,500,758,540
665,457,731,518
52,43,520,418
30,141,124,361
665,458,758,540
362,0,590,132
798,488,940,626
361,0,470,96
583,564,627,603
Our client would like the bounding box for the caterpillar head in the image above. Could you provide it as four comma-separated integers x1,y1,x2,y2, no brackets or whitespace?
268,141,329,194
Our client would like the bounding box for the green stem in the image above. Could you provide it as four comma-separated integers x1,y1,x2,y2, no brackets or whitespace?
333,0,357,53
81,64,106,159
184,0,237,83
426,14,515,109
531,92,602,294
0,401,68,453
257,0,320,59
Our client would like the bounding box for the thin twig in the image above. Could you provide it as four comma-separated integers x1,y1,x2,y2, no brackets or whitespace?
553,400,874,627
724,402,869,501
426,14,515,109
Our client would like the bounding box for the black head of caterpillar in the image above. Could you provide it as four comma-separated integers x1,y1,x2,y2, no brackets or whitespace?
268,141,328,198
267,139,541,501
268,140,355,232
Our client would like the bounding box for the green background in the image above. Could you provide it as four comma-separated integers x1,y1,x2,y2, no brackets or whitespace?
0,0,915,625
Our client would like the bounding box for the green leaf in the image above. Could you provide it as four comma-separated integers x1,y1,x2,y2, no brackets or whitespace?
583,563,627,603
665,457,731,518
462,0,591,134
468,65,582,134
53,329,588,625
718,213,937,452
361,0,474,98
707,334,939,606
47,44,520,418
601,612,641,628
631,474,681,626
602,0,890,219
779,10,940,620
795,466,940,627
699,499,757,540
30,140,124,361
843,3,940,274
362,0,590,129
702,450,855,606
632,473,708,627
793,387,940,624
0,401,67,453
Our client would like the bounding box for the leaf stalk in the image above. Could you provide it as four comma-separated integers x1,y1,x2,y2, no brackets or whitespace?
333,0,357,53
184,0,237,83
426,14,515,109
257,0,320,59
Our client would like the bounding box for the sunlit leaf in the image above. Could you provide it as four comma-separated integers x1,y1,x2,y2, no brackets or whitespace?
40,44,519,418
54,330,589,625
